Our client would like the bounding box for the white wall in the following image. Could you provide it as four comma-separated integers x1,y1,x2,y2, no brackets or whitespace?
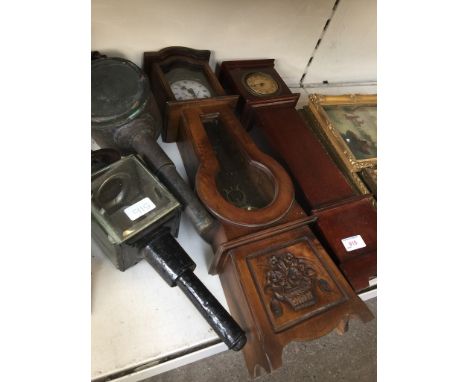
92,0,376,87
303,0,377,85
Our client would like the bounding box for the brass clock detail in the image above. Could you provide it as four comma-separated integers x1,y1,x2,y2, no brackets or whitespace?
244,72,279,96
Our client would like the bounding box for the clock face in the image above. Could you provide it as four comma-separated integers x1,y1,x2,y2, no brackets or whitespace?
244,72,279,96
170,79,212,100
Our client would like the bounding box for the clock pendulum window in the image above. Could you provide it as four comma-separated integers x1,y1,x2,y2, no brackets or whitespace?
143,47,373,377
218,59,377,293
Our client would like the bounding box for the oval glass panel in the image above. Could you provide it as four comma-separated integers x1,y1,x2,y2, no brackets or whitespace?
203,117,275,210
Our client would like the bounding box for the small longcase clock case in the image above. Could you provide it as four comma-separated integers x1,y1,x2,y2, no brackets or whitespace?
144,47,373,377
218,59,377,293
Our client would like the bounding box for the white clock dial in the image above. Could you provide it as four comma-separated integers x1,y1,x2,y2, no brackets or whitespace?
170,79,212,100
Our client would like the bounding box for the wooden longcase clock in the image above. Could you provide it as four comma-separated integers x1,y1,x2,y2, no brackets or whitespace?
144,47,372,377
219,59,377,293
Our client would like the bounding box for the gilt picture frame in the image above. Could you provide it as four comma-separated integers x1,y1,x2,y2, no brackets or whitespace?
359,166,377,197
307,94,377,173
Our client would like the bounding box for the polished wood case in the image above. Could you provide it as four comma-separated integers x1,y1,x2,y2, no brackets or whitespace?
219,59,377,293
145,49,373,376
219,59,300,130
175,101,372,376
143,46,238,142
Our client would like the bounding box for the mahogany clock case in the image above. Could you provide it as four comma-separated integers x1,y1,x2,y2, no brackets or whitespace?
219,59,300,130
251,104,358,209
176,104,295,231
217,213,374,376
312,195,377,292
143,46,238,142
173,101,374,377
143,47,373,376
218,59,377,293
145,47,372,376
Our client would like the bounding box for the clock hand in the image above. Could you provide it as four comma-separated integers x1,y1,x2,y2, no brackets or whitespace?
187,88,197,98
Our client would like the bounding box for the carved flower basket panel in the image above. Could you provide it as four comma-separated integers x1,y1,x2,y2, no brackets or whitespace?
247,238,347,333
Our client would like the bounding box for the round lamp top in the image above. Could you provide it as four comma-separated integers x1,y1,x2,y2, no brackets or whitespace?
91,57,149,128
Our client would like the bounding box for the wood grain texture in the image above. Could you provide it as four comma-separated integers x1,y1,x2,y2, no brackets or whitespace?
175,100,373,377
218,223,373,377
145,51,373,376
218,59,377,293
143,47,231,142
178,104,295,228
220,60,299,130
255,106,357,208
312,196,377,291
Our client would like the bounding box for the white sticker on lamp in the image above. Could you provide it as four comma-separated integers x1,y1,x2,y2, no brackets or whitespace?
124,197,156,221
341,235,366,252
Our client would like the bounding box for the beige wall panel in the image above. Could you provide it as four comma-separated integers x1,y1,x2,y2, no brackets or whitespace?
92,0,335,85
303,0,377,84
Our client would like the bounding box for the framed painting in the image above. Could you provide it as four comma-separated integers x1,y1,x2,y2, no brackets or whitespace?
306,94,377,172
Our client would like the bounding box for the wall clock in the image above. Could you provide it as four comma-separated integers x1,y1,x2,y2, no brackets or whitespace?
145,47,373,377
143,46,238,142
219,59,377,293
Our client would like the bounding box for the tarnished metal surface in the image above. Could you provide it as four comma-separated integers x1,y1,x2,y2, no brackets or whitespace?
91,57,218,242
144,229,246,351
91,148,121,173
92,58,149,128
91,154,246,353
